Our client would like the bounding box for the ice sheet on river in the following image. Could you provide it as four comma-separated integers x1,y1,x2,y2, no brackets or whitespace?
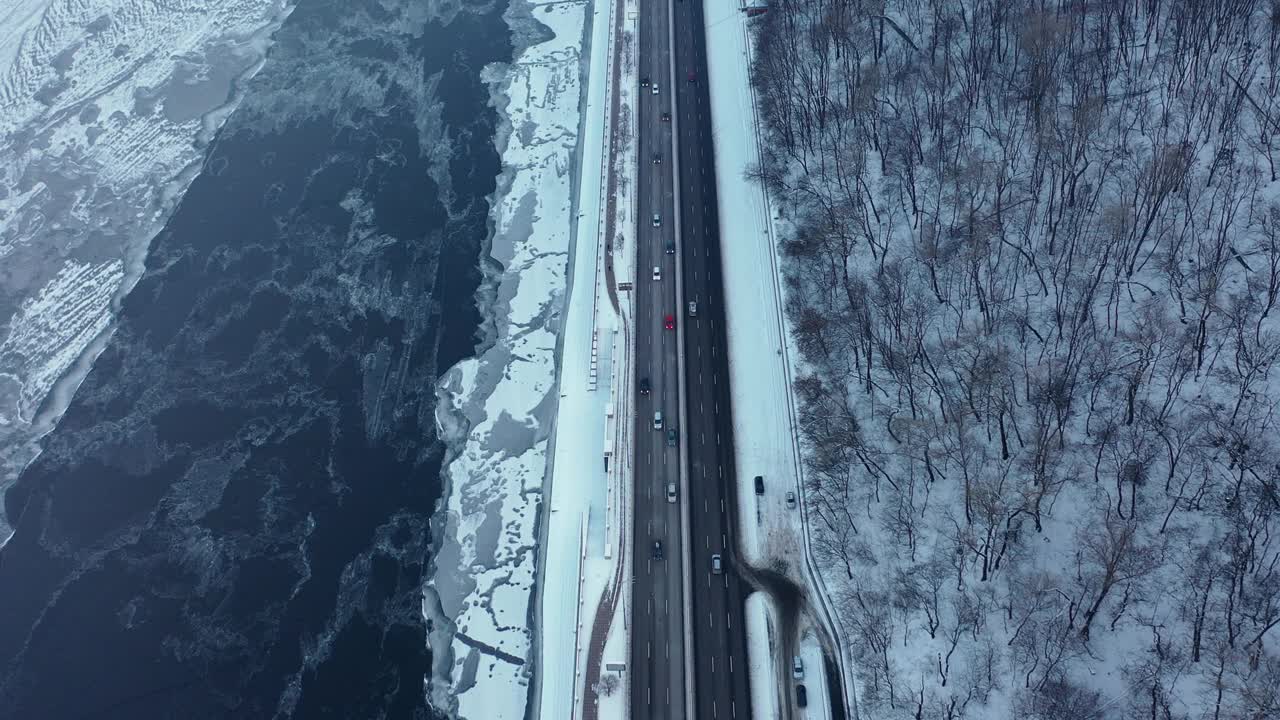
424,0,587,716
0,0,293,537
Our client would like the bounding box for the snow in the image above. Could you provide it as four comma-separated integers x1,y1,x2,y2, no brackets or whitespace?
536,0,640,712
746,592,781,720
424,0,593,716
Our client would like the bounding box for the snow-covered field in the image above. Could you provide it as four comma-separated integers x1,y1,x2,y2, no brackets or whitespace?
423,0,590,716
0,0,294,537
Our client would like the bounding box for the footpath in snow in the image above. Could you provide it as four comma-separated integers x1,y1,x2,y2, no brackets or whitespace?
702,1,853,718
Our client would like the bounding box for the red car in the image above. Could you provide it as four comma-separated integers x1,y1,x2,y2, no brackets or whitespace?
665,314,675,329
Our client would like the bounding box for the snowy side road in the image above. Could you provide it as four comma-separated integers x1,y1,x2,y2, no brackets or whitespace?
702,1,852,718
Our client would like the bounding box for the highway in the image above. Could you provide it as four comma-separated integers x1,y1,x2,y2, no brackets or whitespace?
669,0,753,717
629,0,687,714
630,0,753,717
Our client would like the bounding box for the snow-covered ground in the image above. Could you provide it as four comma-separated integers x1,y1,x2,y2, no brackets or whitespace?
0,0,294,538
423,0,592,717
702,1,848,718
537,0,640,712
746,592,782,720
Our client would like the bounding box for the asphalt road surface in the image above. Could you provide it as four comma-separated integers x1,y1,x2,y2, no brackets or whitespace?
629,0,687,715
669,1,753,718
629,0,753,718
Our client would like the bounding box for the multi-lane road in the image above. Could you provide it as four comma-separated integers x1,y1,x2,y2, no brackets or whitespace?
630,0,752,717
630,0,687,714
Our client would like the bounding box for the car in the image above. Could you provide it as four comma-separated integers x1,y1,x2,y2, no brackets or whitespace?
652,213,661,227
667,428,678,447
792,655,804,679
666,483,677,503
652,82,659,95
665,241,675,254
688,301,697,316
641,76,650,88
653,541,664,560
796,684,808,708
653,153,661,164
754,475,764,494
711,554,723,574
653,411,663,430
664,314,675,330
660,112,670,122
785,490,796,508
688,70,696,83
652,266,661,281
639,377,651,395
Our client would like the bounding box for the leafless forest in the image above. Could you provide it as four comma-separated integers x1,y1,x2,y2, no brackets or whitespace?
749,1,1280,717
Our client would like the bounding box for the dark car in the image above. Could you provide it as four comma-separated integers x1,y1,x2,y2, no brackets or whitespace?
665,241,675,254
688,70,696,83
653,541,664,560
653,153,661,164
665,314,675,330
754,475,764,494
660,111,670,122
641,76,650,88
667,428,678,447
639,377,651,395
796,684,807,708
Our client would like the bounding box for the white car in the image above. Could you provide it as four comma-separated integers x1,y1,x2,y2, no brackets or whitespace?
652,82,659,95
652,266,661,281
688,301,697,316
652,213,661,227
653,411,663,430
785,491,796,508
666,483,677,503
792,655,804,679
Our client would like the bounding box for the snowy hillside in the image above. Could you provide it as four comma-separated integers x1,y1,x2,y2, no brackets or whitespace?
750,1,1280,717
0,0,292,536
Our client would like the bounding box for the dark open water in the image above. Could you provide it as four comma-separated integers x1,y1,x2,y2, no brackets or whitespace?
0,0,510,717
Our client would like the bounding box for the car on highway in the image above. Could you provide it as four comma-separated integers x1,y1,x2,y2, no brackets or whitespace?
660,112,670,122
688,70,696,83
639,377,650,395
688,301,697,316
711,554,723,574
665,241,675,254
754,475,764,494
653,153,661,164
651,213,661,227
792,655,804,679
796,684,808,708
785,490,796,508
652,541,664,560
664,314,675,330
652,265,661,280
641,76,650,88
666,428,678,447
653,411,663,430
666,483,677,503
651,82,659,95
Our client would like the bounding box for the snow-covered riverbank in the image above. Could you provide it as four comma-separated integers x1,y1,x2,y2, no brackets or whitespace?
424,0,590,716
